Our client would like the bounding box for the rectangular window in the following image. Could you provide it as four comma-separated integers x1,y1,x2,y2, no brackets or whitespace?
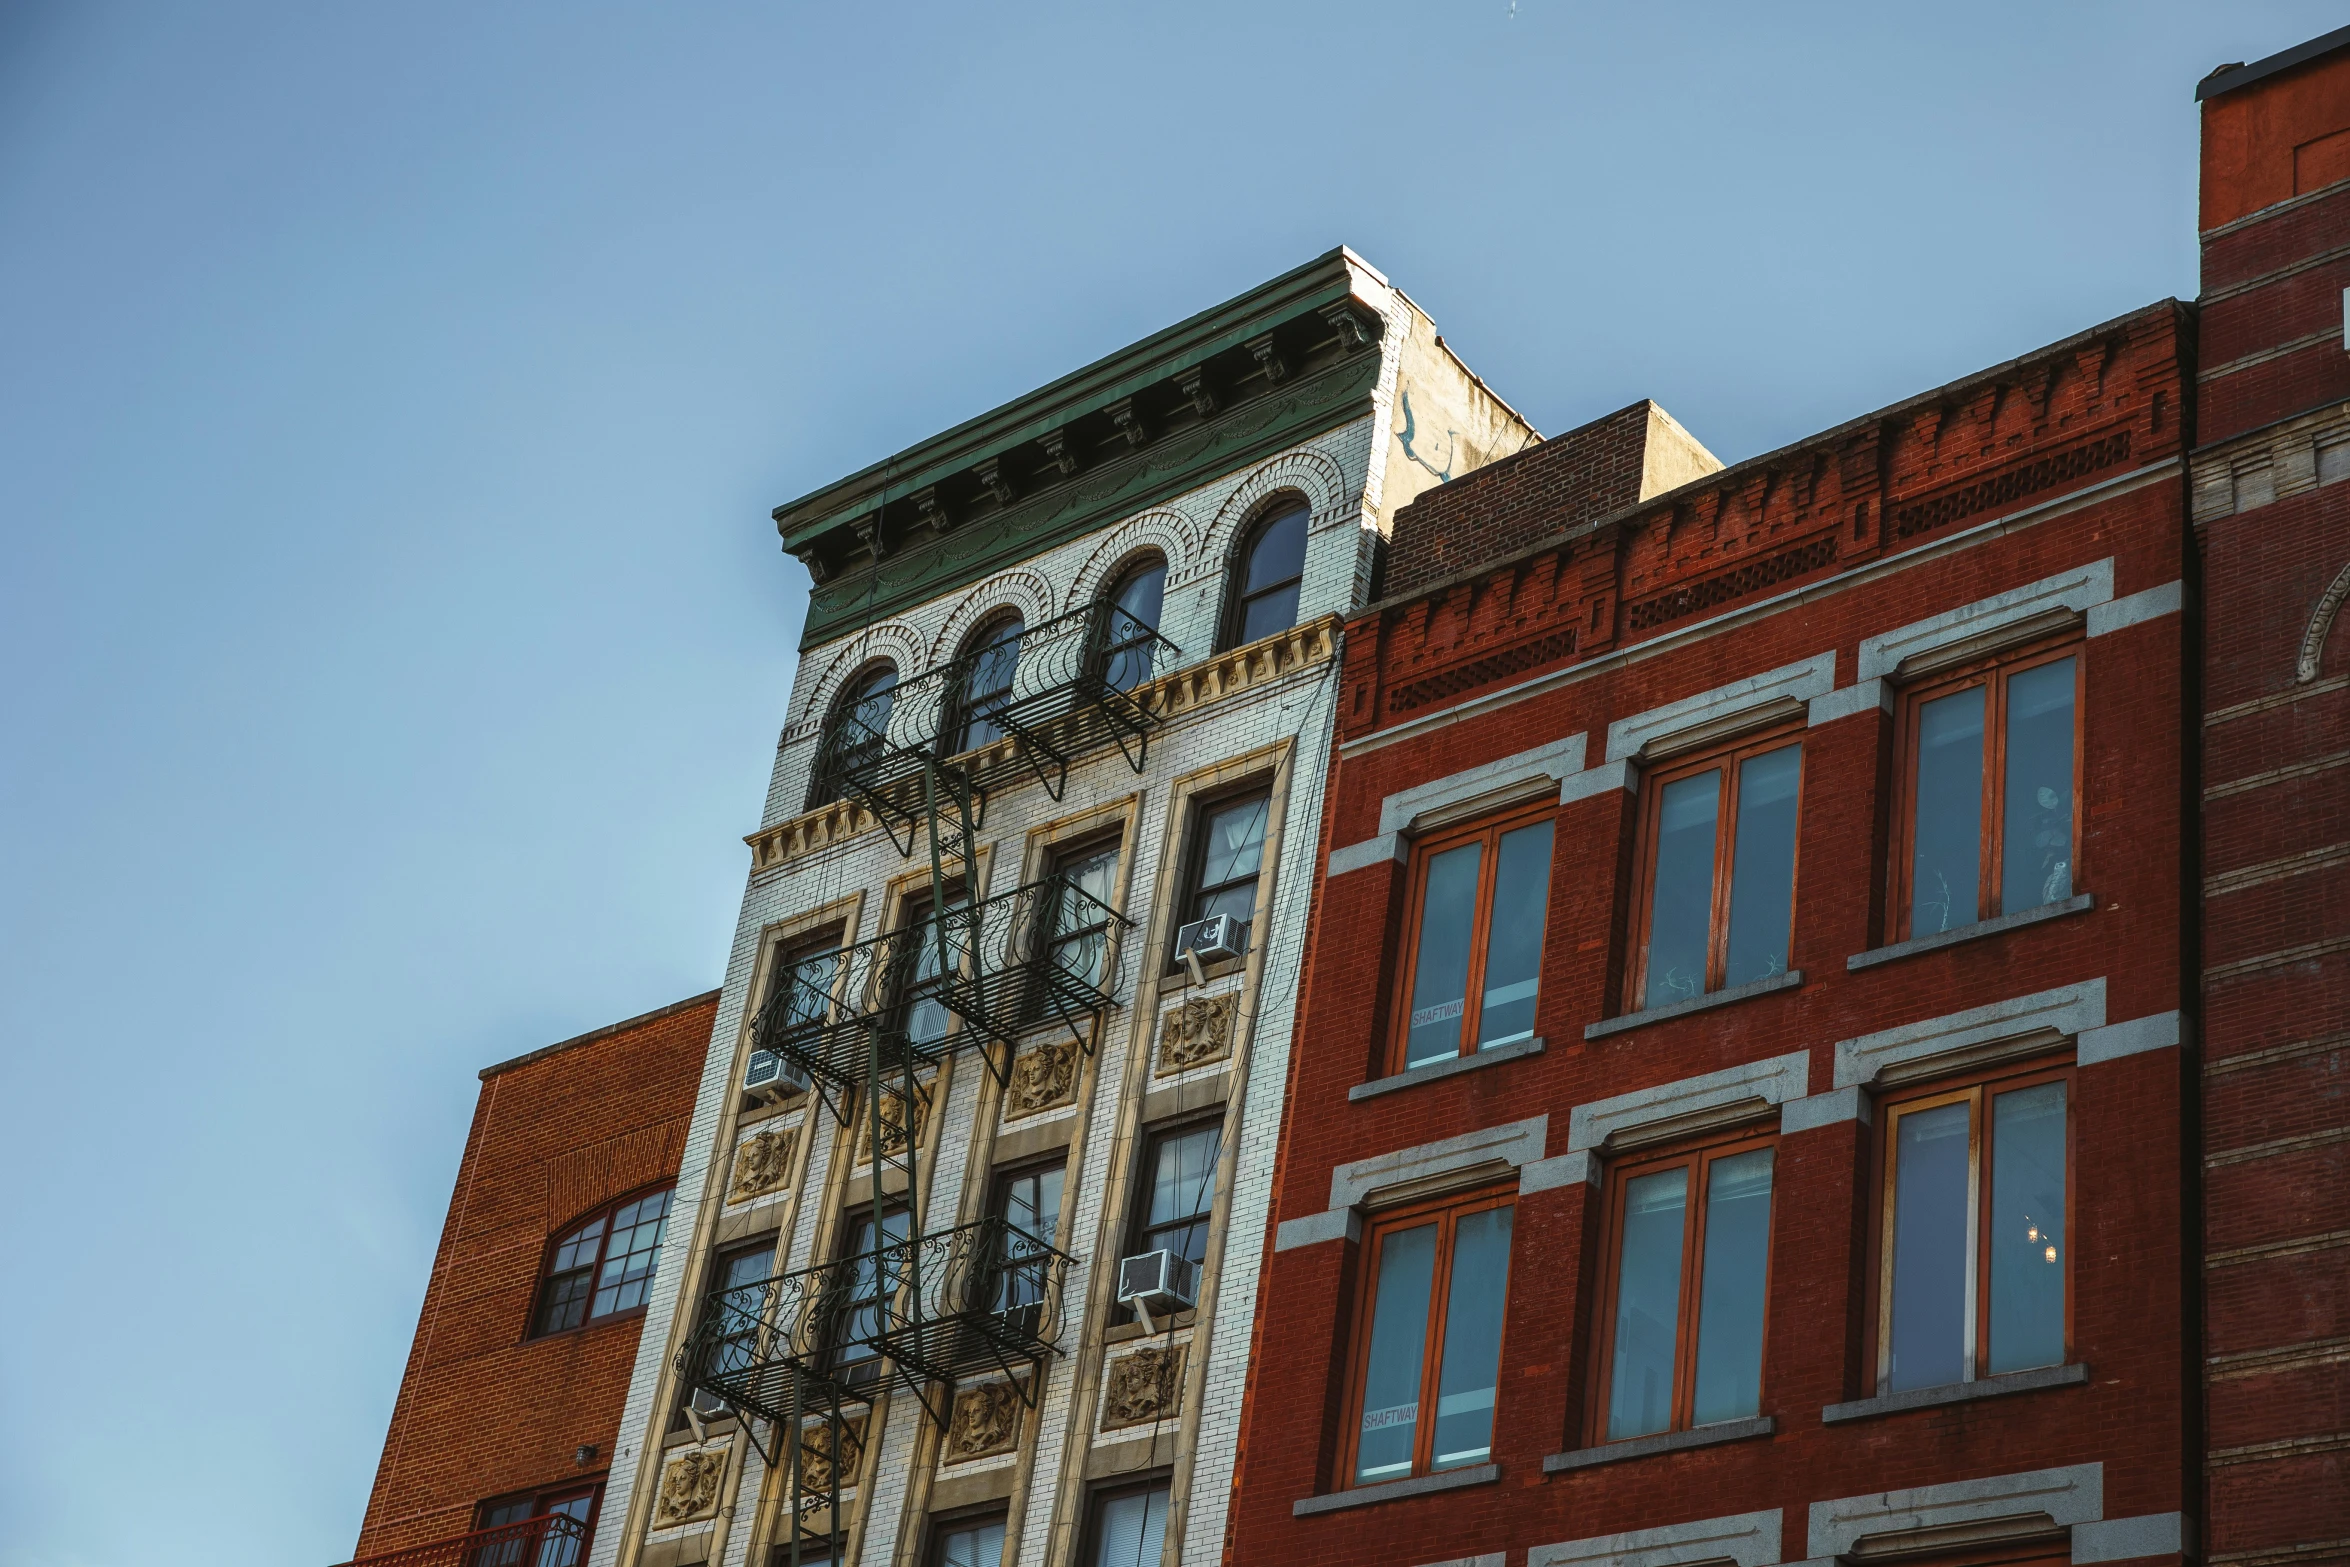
1044,838,1121,995
1897,646,2080,939
893,887,968,1050
1085,1480,1169,1567
990,1161,1065,1314
1591,1140,1774,1442
1631,736,1803,1010
1392,805,1555,1071
474,1486,599,1567
1131,1120,1222,1270
1342,1190,1514,1485
766,928,845,1036
1174,789,1270,964
831,1206,910,1383
1879,1067,2069,1392
931,1514,1007,1567
692,1239,778,1414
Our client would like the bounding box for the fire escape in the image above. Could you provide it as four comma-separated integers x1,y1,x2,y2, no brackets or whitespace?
679,600,1177,1566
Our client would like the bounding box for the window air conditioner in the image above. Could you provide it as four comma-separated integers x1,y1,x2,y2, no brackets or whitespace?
1173,913,1244,967
743,1048,809,1102
1115,1248,1200,1334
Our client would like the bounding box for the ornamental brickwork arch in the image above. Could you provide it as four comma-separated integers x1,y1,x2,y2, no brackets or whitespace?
2297,559,2350,684
926,567,1057,665
788,621,927,746
1195,447,1352,585
1067,508,1200,608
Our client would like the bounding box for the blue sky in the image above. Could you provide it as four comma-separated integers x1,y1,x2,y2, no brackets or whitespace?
0,4,2331,1563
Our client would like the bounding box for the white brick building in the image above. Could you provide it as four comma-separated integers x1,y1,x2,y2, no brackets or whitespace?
590,248,1532,1567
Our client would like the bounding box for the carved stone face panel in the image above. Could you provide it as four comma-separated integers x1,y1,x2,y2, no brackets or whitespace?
942,1379,1024,1464
797,1415,865,1493
1004,1039,1080,1120
1156,993,1237,1076
854,1078,936,1166
1100,1344,1185,1430
728,1125,798,1204
654,1448,728,1526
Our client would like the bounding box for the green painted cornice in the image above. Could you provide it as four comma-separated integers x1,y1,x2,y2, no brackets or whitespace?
778,247,1392,649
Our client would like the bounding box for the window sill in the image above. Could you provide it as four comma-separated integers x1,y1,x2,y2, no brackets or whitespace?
1292,1462,1499,1516
1821,1361,2089,1423
1583,971,1804,1041
1846,895,2094,971
1349,1035,1546,1102
1542,1415,1774,1473
1103,1310,1196,1344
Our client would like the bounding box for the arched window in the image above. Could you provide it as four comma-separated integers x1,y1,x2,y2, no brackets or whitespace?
1225,499,1308,649
954,613,1024,753
811,661,897,807
1098,554,1167,692
531,1185,674,1336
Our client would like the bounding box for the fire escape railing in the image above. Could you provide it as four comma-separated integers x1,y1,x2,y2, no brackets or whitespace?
676,1219,1071,1558
748,871,1128,1119
332,1515,588,1567
703,604,1159,1563
814,601,1179,849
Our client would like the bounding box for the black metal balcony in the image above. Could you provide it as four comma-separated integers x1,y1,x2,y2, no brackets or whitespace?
871,1216,1073,1402
748,871,1127,1114
334,1516,588,1567
678,1217,1070,1430
814,601,1179,834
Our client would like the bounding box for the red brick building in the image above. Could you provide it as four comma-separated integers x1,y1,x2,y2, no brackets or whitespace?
2190,26,2350,1567
345,992,718,1567
1228,255,2201,1567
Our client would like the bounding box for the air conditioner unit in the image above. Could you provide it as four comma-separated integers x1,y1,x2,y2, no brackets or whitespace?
743,1048,809,1102
1115,1248,1199,1333
1173,913,1244,967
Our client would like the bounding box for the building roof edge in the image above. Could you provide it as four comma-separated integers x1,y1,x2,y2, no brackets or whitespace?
2196,23,2350,101
478,989,724,1081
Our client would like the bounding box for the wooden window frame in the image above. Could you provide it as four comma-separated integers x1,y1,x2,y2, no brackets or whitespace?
1166,783,1272,972
1866,1059,2077,1393
527,1183,675,1340
809,660,898,809
1625,727,1805,1010
1335,1184,1516,1488
1583,1131,1776,1445
476,1481,603,1539
951,612,1026,755
1096,553,1169,691
1221,497,1310,651
1043,831,1124,987
1384,798,1558,1074
1889,637,2085,943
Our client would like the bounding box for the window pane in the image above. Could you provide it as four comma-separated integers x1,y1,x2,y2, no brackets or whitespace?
1197,796,1268,891
1144,1124,1221,1264
1091,1485,1168,1567
536,1270,592,1335
940,1520,1005,1567
1607,1167,1688,1439
1477,822,1552,1049
1051,847,1118,989
1244,506,1308,594
1723,747,1800,987
995,1165,1064,1311
1355,1223,1437,1481
1432,1205,1512,1469
1403,842,1484,1067
593,1190,672,1318
2002,659,2076,913
1641,771,1720,1007
1104,562,1167,692
1691,1149,1773,1425
1988,1081,2067,1374
959,620,1024,751
550,1217,607,1276
1888,1100,1971,1391
1910,686,1985,934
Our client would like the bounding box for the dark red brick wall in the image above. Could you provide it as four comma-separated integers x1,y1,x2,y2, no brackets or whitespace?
1229,318,2195,1565
1382,401,1654,602
2197,37,2350,1567
350,993,716,1560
